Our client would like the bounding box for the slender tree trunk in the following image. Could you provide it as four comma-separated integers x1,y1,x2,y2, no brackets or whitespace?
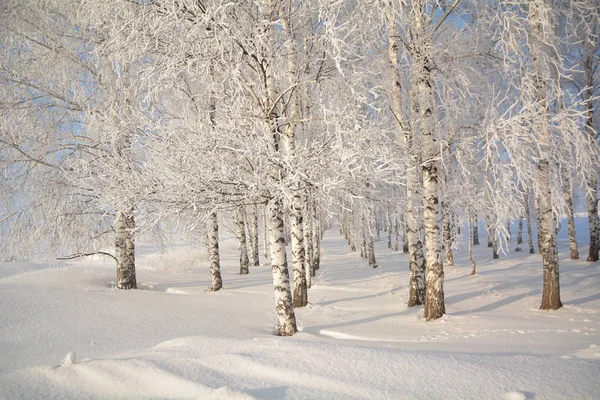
530,0,562,310
115,209,136,290
587,176,600,262
312,197,321,277
526,192,535,254
487,225,493,248
375,206,381,242
208,211,222,291
468,212,476,276
359,207,367,259
517,216,523,245
491,225,499,259
562,167,579,260
367,206,378,268
248,206,260,267
394,214,399,251
348,202,356,251
539,161,562,310
535,194,542,253
415,0,444,320
263,206,269,261
268,199,297,335
442,202,454,267
304,193,314,290
473,213,480,245
236,207,250,275
402,214,409,253
582,21,599,262
387,203,392,249
291,192,308,308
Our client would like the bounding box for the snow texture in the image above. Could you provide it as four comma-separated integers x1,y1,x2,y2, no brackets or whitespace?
1,219,599,399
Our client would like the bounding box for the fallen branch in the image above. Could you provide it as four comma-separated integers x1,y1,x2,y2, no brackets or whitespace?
57,252,117,263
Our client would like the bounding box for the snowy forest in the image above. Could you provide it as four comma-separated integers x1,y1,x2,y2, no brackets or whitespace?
1,0,599,399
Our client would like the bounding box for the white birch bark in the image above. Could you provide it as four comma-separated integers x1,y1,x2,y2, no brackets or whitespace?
304,192,313,291
586,176,599,262
263,206,269,261
473,213,480,246
517,216,524,245
386,203,392,249
269,199,297,335
208,211,222,291
248,206,260,267
367,206,378,269
584,35,599,262
530,0,562,310
442,202,454,266
115,209,136,290
394,214,399,251
348,202,357,252
383,2,425,306
414,0,444,320
562,167,579,260
358,207,367,259
312,197,321,277
236,207,250,275
491,225,499,260
468,211,476,276
526,192,535,254
291,193,307,308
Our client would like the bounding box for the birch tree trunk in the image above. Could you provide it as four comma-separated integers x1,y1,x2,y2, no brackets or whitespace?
386,203,392,249
468,212,476,275
115,209,136,290
413,0,444,320
530,0,562,310
394,214,399,251
312,197,321,277
402,214,409,253
587,176,599,262
291,192,308,308
383,2,425,306
442,202,454,266
208,211,222,292
269,199,297,335
263,207,269,261
517,216,524,245
359,207,367,259
584,36,599,262
304,193,313,291
562,167,579,260
248,206,260,267
236,207,250,275
375,206,381,242
491,225,499,260
367,206,378,269
473,213,480,245
526,192,535,254
348,203,357,251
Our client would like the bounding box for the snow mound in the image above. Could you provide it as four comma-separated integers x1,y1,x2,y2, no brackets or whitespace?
501,392,527,400
61,352,76,367
567,344,600,359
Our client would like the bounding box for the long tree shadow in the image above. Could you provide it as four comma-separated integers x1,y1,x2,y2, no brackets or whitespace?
452,291,539,316
565,293,600,306
303,308,418,334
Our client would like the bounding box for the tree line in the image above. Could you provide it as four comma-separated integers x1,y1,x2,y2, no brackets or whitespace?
0,0,598,336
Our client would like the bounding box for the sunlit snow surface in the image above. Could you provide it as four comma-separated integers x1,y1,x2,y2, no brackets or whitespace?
1,218,599,399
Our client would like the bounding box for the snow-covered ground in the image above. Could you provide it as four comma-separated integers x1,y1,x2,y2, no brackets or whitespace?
1,219,599,399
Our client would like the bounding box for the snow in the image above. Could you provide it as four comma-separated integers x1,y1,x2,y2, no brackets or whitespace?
1,219,599,399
